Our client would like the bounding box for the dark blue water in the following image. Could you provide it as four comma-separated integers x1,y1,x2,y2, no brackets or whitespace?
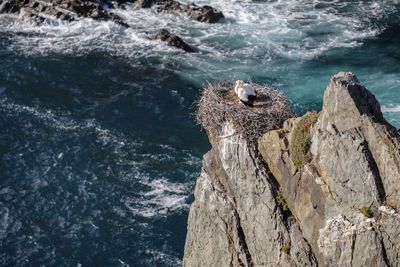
1,1,400,265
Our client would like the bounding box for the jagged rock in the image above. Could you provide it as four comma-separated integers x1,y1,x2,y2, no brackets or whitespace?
185,72,400,266
184,122,317,266
0,0,224,24
0,0,129,26
184,4,224,23
258,72,400,265
0,0,218,52
134,0,224,23
318,72,400,210
154,29,195,52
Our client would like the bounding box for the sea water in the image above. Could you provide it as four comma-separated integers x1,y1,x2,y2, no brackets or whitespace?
0,0,399,265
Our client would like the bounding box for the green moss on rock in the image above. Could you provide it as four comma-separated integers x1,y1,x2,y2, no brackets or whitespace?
282,244,291,254
277,192,289,211
289,111,319,167
360,206,373,218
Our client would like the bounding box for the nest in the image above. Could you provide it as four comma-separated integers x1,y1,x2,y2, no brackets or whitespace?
196,81,296,147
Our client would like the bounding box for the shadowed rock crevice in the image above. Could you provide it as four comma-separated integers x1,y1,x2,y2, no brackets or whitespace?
254,148,293,226
361,140,386,203
380,237,391,266
234,212,254,267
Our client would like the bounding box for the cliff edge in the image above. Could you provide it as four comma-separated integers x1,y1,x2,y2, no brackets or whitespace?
184,72,400,266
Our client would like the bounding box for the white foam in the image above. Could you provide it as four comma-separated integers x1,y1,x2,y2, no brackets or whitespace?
170,90,184,105
1,98,202,220
118,259,130,266
0,98,80,131
0,97,144,149
0,0,395,63
125,176,194,218
144,249,183,266
382,105,400,113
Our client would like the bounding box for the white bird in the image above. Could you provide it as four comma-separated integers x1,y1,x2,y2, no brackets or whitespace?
234,80,256,107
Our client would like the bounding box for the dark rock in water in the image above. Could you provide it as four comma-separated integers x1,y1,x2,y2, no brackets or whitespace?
184,4,224,23
0,0,27,13
151,0,182,11
133,0,224,23
135,0,156,8
0,0,129,27
68,1,128,26
154,29,195,52
0,0,223,25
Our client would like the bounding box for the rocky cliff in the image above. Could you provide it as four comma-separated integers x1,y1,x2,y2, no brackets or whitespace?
184,72,400,266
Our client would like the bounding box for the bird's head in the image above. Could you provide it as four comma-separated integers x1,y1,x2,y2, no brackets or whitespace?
234,80,244,94
235,80,244,87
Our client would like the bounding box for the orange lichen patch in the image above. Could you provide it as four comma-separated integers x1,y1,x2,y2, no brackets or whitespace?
274,128,288,138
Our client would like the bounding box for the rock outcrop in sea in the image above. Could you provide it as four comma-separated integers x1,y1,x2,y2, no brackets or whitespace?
0,0,224,51
184,72,400,266
0,0,129,26
154,29,195,53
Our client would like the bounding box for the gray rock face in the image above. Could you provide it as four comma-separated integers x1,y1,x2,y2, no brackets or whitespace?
319,72,400,210
184,123,317,266
184,72,400,266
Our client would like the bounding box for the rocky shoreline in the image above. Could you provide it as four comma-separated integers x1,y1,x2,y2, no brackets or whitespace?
0,0,224,51
184,72,400,266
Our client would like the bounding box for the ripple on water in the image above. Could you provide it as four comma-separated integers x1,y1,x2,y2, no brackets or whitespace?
0,97,201,265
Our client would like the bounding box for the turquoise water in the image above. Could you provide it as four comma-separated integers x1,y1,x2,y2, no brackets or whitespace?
0,0,399,265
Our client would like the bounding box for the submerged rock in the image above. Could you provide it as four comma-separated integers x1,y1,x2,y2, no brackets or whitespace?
154,29,195,52
185,72,400,266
